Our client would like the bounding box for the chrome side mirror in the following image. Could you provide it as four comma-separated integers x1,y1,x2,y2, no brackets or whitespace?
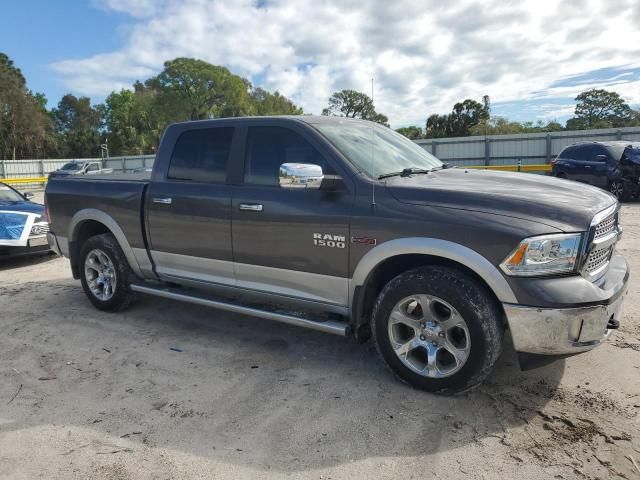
279,163,324,189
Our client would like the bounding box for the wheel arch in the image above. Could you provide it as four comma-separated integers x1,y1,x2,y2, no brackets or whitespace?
349,238,516,339
68,209,143,279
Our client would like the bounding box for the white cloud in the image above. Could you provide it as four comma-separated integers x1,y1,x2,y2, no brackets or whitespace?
53,0,640,127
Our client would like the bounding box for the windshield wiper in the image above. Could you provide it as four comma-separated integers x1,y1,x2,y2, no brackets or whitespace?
430,163,453,171
378,167,432,180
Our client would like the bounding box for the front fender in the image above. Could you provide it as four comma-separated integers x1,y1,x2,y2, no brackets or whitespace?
349,237,518,309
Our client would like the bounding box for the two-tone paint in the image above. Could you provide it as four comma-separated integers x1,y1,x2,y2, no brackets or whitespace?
45,116,629,360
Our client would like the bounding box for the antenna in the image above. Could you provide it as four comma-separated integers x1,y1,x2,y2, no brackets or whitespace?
371,77,376,207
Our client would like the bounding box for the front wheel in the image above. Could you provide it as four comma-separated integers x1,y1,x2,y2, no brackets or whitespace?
372,266,503,394
609,180,629,202
79,233,136,311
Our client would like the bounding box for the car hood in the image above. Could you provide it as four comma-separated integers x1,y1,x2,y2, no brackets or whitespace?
384,168,616,232
0,200,45,216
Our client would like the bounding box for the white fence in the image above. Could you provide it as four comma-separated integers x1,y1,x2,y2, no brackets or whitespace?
0,155,156,189
0,155,156,179
415,126,640,166
2,126,639,188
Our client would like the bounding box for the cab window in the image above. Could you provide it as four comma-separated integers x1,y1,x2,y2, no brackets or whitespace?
168,128,234,183
244,126,332,186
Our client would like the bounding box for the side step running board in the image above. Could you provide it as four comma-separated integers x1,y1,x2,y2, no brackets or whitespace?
130,284,349,336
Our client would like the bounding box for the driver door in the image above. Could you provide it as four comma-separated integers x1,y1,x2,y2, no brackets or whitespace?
231,124,353,310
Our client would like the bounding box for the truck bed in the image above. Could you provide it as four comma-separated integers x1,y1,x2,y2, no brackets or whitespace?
46,174,149,256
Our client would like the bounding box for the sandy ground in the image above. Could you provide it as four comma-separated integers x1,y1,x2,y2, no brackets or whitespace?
0,194,639,480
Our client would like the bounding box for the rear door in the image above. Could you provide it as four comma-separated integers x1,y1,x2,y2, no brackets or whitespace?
146,125,238,286
231,122,354,311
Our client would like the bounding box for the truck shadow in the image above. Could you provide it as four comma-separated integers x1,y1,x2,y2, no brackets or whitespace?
0,252,57,271
2,279,566,473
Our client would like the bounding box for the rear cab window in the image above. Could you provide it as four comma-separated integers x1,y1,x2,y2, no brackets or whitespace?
168,127,234,183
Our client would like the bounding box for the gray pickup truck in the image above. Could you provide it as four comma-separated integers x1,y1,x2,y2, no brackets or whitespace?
45,116,628,394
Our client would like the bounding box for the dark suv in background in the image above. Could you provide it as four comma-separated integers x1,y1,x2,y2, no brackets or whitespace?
551,141,640,201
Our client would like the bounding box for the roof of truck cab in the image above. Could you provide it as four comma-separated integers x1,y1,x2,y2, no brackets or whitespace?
168,115,377,127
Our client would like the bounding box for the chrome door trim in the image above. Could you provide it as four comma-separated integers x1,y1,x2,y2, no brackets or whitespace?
239,203,264,212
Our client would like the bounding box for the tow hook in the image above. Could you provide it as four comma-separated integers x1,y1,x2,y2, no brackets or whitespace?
607,318,620,330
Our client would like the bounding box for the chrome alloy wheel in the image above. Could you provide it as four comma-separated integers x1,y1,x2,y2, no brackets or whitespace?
387,295,471,378
609,181,624,199
84,249,117,301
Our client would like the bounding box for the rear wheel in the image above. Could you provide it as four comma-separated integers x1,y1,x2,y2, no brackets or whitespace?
79,233,136,311
372,266,503,394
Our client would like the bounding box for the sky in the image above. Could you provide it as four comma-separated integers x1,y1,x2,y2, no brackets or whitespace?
2,0,640,128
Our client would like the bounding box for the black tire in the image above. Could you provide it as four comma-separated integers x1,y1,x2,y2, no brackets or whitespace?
79,233,136,312
556,172,568,179
372,266,503,394
609,180,630,202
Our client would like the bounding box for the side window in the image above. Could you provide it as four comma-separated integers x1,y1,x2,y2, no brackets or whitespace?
571,146,589,161
167,127,234,183
86,163,99,172
591,146,608,161
244,126,332,187
561,146,575,159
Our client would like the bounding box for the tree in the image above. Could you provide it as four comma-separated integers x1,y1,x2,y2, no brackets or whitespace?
249,88,303,115
396,126,424,139
0,53,58,159
145,58,253,121
52,94,103,158
103,87,167,155
425,99,489,138
322,89,389,126
571,88,633,128
469,117,565,136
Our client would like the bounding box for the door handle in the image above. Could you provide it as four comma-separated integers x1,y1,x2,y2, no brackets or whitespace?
153,197,173,205
239,203,263,212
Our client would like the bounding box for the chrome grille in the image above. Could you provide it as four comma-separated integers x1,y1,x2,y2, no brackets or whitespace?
584,209,619,279
594,214,616,240
586,246,612,273
30,222,50,236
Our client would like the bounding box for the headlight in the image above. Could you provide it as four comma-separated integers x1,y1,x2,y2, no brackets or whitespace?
500,233,582,276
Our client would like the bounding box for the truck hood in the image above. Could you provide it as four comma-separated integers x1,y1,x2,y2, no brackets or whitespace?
0,200,44,216
384,168,616,232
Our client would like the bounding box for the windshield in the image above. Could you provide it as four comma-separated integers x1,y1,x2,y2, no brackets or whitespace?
314,122,442,178
0,185,25,202
61,162,82,171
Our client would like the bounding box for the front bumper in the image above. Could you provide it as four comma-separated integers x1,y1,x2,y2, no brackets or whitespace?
503,255,628,355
